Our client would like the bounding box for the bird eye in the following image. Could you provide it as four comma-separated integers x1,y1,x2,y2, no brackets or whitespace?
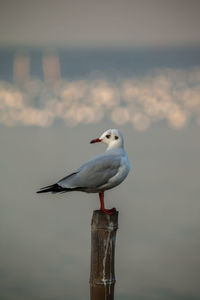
115,136,119,140
106,134,111,139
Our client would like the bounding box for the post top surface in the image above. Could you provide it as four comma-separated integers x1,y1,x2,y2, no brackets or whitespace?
91,210,118,229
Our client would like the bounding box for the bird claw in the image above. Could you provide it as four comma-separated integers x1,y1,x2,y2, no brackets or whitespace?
102,208,116,215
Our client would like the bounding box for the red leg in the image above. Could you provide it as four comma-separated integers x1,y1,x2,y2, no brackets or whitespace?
98,192,116,215
99,191,105,211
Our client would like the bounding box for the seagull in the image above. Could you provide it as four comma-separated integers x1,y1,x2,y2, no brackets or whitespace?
37,129,130,215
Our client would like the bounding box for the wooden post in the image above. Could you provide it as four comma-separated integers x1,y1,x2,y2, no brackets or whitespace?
90,210,119,300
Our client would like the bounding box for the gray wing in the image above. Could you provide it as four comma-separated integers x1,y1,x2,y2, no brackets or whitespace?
57,152,121,190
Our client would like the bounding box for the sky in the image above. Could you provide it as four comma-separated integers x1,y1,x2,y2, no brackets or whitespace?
0,0,200,47
1,1,200,300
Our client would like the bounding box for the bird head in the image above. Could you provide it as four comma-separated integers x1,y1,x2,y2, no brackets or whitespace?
90,129,124,150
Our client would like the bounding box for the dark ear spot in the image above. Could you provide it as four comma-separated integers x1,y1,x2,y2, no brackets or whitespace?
115,136,119,140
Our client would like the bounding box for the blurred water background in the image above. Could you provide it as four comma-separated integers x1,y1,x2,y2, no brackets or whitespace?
0,45,200,300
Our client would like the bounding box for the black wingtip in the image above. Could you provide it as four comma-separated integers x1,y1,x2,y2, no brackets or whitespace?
37,183,62,194
37,189,47,194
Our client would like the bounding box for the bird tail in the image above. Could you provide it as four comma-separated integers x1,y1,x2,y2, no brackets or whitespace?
37,183,68,194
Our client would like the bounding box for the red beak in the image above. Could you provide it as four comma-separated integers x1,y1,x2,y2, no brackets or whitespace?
90,138,102,144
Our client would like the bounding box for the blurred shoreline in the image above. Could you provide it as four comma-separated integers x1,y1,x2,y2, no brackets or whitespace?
0,46,200,130
1,45,200,82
